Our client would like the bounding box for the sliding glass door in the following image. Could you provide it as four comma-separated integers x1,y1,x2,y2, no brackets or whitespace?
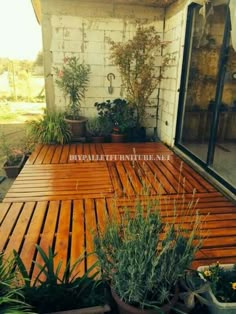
176,2,236,193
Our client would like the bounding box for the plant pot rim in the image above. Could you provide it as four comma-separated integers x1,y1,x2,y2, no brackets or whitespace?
65,117,87,123
46,304,110,314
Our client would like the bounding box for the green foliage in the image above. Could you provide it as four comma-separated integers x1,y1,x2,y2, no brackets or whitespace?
87,116,112,137
94,198,202,310
200,263,236,302
27,109,72,144
109,25,171,127
0,253,33,314
95,98,136,134
54,57,90,120
14,245,107,313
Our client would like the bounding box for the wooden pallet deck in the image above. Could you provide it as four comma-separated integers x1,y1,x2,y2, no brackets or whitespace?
0,143,235,276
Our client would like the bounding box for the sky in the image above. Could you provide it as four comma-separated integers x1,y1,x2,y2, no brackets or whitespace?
0,0,42,60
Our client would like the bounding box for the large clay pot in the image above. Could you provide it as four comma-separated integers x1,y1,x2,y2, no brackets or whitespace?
111,287,179,314
3,155,26,178
65,117,87,141
111,133,126,143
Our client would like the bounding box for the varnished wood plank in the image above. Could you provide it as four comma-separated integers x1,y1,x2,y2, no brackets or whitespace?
0,203,11,225
60,145,70,163
123,161,143,194
34,145,50,164
43,145,56,164
107,163,123,197
31,201,60,281
68,144,77,163
19,201,48,272
115,162,135,196
26,144,43,165
4,202,35,256
0,203,23,251
54,200,71,279
96,198,107,233
51,145,63,164
71,200,85,277
84,199,98,272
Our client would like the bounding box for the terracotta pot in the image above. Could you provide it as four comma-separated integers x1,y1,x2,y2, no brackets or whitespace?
65,117,87,140
111,133,126,143
91,136,105,143
111,287,179,314
3,155,26,178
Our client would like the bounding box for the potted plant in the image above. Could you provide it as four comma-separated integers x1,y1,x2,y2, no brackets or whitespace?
27,109,72,144
197,263,236,313
109,25,171,140
54,56,90,140
0,252,33,313
87,116,112,143
14,245,111,314
94,98,136,143
94,197,203,313
1,134,26,178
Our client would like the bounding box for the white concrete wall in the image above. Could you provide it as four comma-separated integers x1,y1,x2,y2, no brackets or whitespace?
157,0,188,146
40,0,164,131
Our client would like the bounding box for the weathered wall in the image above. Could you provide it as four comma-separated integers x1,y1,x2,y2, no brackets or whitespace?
40,0,164,133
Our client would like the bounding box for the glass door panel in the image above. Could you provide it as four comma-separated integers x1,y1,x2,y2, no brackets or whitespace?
179,4,227,162
212,42,236,186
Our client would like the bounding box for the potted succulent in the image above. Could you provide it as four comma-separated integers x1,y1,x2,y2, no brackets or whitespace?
109,25,171,139
87,116,112,143
54,56,90,140
27,109,72,144
197,263,236,313
14,245,111,314
94,98,136,143
94,197,203,313
0,252,33,313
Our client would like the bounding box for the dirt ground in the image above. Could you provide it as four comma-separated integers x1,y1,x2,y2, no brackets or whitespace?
0,102,45,201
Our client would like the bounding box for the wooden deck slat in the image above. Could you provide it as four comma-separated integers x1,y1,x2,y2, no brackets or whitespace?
71,200,85,276
4,202,35,256
0,143,235,276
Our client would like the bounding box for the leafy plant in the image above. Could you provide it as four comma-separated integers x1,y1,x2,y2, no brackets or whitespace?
109,25,171,127
27,109,71,144
87,116,112,137
94,196,202,310
14,245,107,313
54,57,90,120
95,98,136,134
0,253,33,314
200,263,236,303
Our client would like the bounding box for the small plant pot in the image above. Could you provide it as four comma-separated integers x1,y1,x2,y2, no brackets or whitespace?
111,287,179,314
198,264,236,314
3,155,26,178
91,136,105,143
111,133,126,143
65,117,87,140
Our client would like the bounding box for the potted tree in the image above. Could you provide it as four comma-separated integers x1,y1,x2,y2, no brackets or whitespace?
27,109,72,144
95,98,136,143
94,196,203,314
109,25,171,140
87,116,112,143
54,57,90,140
